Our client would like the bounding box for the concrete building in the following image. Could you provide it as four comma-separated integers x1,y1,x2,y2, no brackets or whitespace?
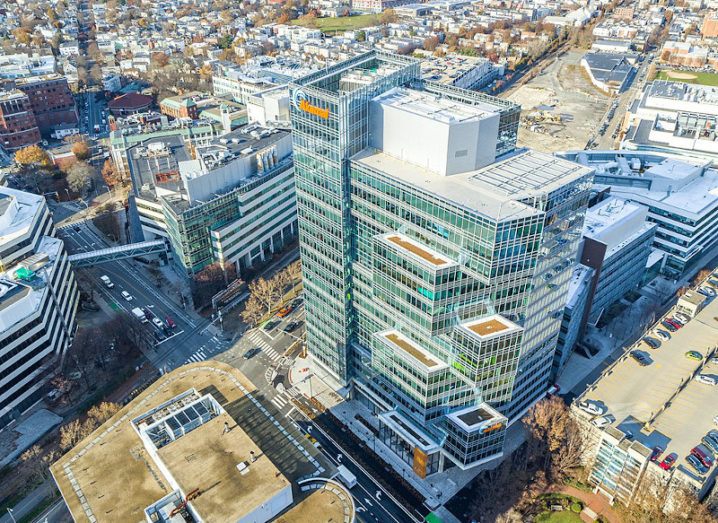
0,90,40,152
624,81,718,164
129,124,297,276
559,150,718,278
0,188,79,427
14,74,78,136
50,361,355,523
581,197,656,324
573,288,718,507
289,51,593,477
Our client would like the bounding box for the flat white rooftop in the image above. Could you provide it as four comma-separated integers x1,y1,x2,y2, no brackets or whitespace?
0,188,44,249
353,149,558,222
373,87,496,124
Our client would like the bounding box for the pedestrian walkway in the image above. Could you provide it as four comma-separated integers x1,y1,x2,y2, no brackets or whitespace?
552,486,621,523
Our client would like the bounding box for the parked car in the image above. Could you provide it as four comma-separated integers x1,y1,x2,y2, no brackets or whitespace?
674,312,690,324
666,318,683,329
695,374,717,386
655,330,671,341
702,434,718,454
165,316,176,329
153,330,166,342
687,454,709,475
121,291,133,301
659,452,677,470
290,297,304,308
630,350,650,366
642,337,660,349
650,446,664,462
670,315,687,326
691,445,714,468
592,414,616,428
699,286,716,297
578,400,606,416
142,307,154,320
151,317,165,330
661,321,677,332
685,351,703,361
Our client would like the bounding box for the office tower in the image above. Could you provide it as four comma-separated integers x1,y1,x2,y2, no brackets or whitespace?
289,52,593,475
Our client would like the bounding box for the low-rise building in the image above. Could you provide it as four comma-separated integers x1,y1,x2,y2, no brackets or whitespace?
108,92,154,117
129,124,297,276
0,188,79,427
50,361,354,523
580,52,636,94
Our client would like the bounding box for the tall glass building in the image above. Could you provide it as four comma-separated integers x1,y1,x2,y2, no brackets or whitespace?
290,51,594,476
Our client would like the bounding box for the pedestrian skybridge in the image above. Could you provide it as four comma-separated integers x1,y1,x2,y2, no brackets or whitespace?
68,239,168,267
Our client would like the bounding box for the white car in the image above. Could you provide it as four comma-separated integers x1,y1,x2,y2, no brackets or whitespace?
592,414,616,428
578,400,606,416
121,291,133,301
695,374,717,386
674,312,690,324
655,330,670,341
151,317,165,330
700,286,716,296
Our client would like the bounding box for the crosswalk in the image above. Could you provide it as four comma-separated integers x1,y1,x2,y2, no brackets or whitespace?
247,331,283,362
185,348,208,364
270,386,301,410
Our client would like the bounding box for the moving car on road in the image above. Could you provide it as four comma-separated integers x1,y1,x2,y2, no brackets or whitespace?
243,347,261,359
121,291,133,301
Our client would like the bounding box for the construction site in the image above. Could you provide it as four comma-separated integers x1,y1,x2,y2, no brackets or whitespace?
505,50,612,152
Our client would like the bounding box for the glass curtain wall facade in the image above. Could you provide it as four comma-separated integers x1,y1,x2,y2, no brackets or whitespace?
290,51,591,475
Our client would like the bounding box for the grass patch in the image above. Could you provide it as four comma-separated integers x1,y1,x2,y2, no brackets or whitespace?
291,14,380,33
535,511,583,523
564,478,593,492
656,70,718,86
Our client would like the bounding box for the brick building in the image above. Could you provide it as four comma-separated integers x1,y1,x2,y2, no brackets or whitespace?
0,90,41,151
14,74,78,136
108,92,153,117
159,94,199,120
702,12,718,38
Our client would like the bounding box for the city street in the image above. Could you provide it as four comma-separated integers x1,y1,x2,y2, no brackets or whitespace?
56,221,228,373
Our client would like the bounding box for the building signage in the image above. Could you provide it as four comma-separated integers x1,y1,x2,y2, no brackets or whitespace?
413,447,428,479
292,88,330,119
480,421,505,435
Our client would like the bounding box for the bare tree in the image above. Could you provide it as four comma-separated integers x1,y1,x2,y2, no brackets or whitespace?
66,161,94,195
249,277,282,314
87,402,120,425
241,295,265,326
524,396,585,482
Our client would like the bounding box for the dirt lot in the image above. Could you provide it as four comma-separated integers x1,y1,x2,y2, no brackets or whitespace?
505,50,610,152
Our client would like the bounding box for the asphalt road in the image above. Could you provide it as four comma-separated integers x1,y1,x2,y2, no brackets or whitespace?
56,221,229,373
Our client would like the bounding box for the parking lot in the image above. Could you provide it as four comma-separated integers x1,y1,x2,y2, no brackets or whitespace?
578,277,718,480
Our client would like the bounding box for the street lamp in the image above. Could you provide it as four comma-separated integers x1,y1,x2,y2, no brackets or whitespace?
6,507,16,523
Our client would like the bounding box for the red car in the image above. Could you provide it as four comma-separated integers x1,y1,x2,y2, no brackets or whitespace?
666,318,683,329
165,316,176,329
691,446,714,468
650,446,664,462
659,452,677,470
